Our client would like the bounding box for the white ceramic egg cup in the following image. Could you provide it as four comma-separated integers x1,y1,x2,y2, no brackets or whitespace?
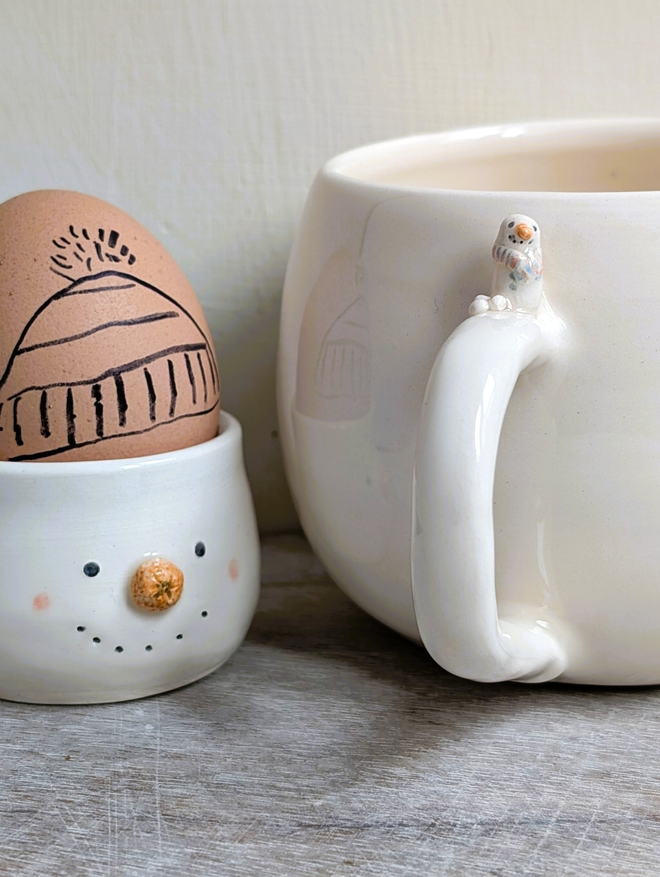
0,411,259,704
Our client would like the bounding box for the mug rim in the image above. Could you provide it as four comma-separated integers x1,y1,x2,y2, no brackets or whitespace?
0,409,237,476
323,117,660,198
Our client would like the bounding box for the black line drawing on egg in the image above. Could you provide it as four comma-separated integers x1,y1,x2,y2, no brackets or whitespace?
50,226,137,282
1,234,219,460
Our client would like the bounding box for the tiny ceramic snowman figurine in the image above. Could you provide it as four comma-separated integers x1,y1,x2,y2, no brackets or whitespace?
469,214,543,316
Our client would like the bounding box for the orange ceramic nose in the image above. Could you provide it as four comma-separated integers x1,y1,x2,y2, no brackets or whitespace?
130,558,184,612
516,223,533,241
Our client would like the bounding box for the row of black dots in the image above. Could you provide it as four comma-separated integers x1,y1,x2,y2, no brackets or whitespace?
75,610,209,651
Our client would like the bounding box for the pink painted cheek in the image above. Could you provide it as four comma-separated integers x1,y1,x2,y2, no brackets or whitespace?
32,593,50,611
229,558,239,581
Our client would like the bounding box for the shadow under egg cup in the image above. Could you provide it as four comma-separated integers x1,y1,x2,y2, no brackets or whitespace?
0,411,260,704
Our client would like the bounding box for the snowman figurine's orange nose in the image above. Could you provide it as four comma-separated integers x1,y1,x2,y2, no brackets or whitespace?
516,223,533,241
130,558,184,612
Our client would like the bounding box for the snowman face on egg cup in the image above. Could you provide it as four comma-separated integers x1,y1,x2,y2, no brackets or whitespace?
0,191,260,704
0,412,260,704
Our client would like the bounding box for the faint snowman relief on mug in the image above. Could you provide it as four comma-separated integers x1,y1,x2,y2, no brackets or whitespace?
296,247,372,422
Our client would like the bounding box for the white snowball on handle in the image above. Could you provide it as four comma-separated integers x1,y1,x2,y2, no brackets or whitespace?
468,297,490,316
489,294,510,311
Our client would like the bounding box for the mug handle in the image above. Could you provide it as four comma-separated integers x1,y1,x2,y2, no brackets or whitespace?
412,310,568,683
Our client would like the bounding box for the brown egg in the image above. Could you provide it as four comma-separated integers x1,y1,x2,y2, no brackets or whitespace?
0,190,220,462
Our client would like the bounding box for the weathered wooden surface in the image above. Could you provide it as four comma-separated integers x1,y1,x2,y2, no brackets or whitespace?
1,533,660,875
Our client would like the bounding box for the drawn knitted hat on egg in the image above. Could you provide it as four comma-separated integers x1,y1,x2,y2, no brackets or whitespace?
0,226,220,461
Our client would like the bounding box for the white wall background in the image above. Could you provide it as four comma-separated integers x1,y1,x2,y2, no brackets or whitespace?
2,0,660,530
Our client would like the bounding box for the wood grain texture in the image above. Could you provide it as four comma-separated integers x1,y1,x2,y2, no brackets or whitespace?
0,534,659,875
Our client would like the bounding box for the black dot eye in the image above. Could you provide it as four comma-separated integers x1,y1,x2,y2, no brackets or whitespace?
195,542,206,557
77,625,86,632
83,562,100,577
145,645,153,652
115,646,123,653
92,637,101,644
176,633,183,640
508,221,515,228
201,610,208,618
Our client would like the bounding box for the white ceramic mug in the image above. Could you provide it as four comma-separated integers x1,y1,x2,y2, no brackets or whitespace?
278,119,660,686
0,411,259,703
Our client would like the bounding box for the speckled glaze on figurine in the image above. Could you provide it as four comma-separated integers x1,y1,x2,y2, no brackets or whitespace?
0,412,259,703
469,213,543,315
278,119,660,686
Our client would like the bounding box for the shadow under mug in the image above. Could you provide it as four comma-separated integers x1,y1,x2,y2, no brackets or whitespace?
278,118,660,686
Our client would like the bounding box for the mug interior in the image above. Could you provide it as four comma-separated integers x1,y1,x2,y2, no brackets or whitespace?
327,120,660,193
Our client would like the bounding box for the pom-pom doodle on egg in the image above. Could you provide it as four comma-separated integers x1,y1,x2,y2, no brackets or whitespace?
0,191,220,461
